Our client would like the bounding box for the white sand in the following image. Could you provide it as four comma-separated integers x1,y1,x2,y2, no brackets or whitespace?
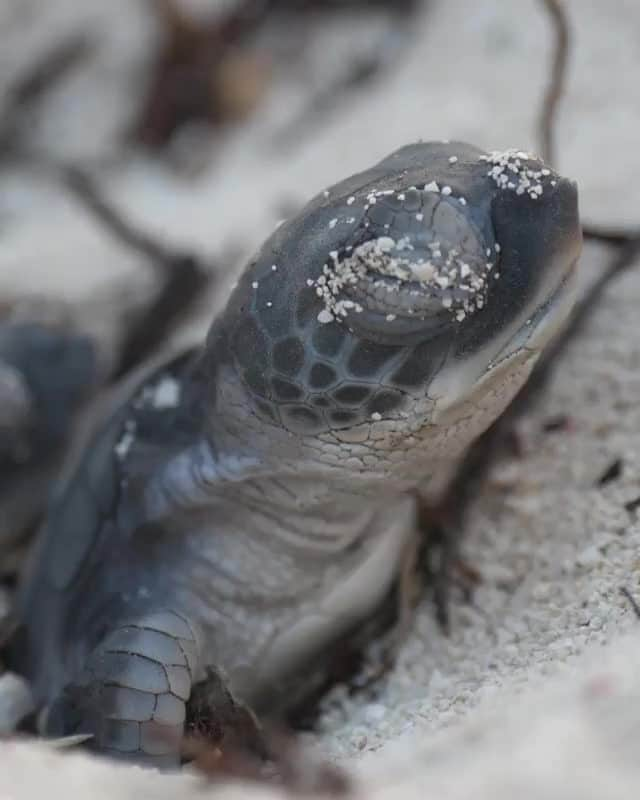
1,1,640,796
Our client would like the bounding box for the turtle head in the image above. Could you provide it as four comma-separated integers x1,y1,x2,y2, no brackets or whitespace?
206,142,580,479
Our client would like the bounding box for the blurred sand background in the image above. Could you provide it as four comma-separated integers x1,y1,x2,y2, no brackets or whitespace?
1,1,640,797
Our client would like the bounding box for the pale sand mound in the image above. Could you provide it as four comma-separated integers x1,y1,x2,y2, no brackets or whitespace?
3,633,640,799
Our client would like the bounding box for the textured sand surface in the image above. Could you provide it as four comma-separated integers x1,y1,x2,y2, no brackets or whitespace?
3,634,640,799
1,1,639,796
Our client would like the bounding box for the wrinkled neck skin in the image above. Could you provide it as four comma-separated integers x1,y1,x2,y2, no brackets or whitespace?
144,328,541,554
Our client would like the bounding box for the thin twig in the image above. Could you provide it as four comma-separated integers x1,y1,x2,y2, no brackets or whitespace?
538,0,569,166
582,224,640,247
537,2,640,257
6,35,92,112
0,35,92,157
115,255,210,378
620,586,640,620
270,6,416,151
54,165,213,377
17,155,214,378
58,165,181,266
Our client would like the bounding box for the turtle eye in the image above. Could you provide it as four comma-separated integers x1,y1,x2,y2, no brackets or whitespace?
311,194,497,343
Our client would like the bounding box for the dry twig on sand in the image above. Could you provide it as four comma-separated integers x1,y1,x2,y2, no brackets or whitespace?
538,0,569,167
55,165,212,378
538,0,640,247
0,34,92,159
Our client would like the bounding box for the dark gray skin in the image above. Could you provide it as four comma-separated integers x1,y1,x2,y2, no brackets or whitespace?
0,321,97,553
9,142,581,767
0,321,96,459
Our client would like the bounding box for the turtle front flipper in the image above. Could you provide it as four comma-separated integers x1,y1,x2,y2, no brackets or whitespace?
45,610,200,769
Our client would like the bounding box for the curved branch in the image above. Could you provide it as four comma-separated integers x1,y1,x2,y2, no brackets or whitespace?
538,0,569,166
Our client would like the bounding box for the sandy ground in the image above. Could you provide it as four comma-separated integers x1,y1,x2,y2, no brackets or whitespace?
1,0,640,796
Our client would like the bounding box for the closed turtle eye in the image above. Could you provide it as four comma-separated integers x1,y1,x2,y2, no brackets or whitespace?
310,191,497,346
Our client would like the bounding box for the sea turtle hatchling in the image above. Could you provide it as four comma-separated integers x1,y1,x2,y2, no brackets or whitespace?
8,141,582,767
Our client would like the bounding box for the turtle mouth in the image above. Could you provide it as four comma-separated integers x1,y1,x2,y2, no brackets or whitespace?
427,258,578,427
485,254,578,373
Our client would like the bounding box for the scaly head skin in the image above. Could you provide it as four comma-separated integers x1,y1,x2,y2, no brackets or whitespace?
205,141,581,488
